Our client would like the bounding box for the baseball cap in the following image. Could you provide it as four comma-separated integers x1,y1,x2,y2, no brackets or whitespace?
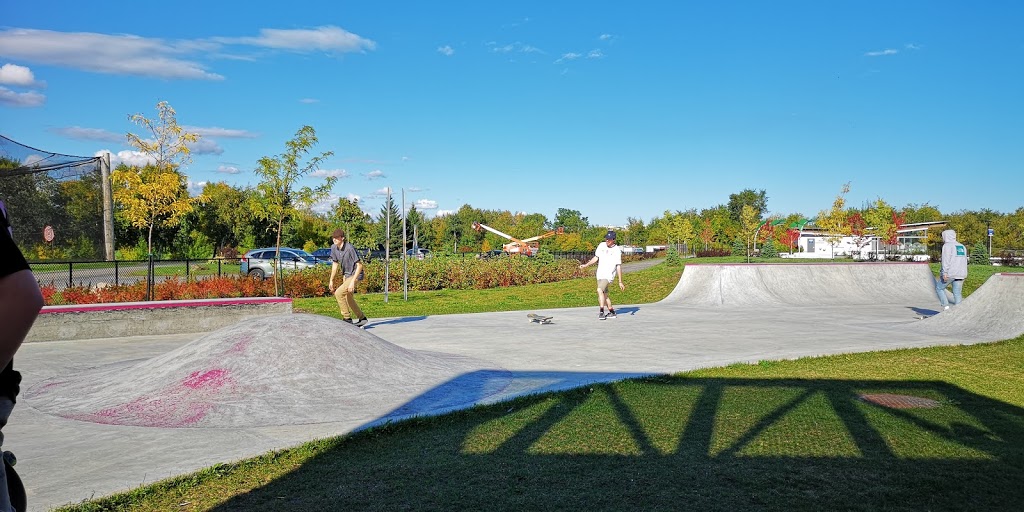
604,230,616,240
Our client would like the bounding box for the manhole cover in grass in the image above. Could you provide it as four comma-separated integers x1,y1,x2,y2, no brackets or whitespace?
859,393,941,409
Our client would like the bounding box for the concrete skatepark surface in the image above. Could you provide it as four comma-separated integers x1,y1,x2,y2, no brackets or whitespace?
9,262,1024,510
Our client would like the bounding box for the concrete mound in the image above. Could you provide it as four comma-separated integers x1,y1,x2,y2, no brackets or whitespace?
25,314,510,428
662,263,938,307
913,273,1024,341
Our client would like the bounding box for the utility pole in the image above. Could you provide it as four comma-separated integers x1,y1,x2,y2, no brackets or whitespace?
384,188,391,303
402,188,408,301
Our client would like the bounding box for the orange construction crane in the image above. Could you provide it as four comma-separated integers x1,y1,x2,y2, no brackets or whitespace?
471,222,564,256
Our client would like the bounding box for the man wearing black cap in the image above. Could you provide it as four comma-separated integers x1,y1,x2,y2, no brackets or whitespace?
579,230,625,319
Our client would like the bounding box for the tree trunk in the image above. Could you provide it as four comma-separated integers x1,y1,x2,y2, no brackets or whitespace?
274,217,284,296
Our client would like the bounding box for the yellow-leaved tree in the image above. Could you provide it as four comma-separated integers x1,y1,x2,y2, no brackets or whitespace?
252,126,336,295
815,182,852,259
113,101,201,255
739,204,761,260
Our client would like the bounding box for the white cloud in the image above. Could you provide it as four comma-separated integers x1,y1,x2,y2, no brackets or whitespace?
0,25,375,81
436,209,455,217
189,139,223,155
0,63,42,87
311,169,350,179
414,199,438,210
407,186,423,192
438,45,455,56
864,48,898,57
309,195,338,215
587,49,604,59
184,126,258,138
216,165,241,174
23,154,44,166
346,193,361,204
217,26,376,53
904,43,922,51
51,126,123,142
299,98,320,104
599,34,614,41
371,186,392,197
95,149,155,168
555,52,582,63
490,42,544,54
187,179,207,196
0,86,44,107
0,28,224,80
366,170,386,180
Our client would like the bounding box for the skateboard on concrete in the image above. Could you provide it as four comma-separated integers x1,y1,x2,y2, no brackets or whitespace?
4,450,26,512
527,313,553,324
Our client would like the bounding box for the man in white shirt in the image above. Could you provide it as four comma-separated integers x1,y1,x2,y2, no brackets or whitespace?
579,230,625,319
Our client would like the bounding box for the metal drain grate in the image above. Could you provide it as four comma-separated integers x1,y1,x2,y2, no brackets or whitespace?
859,393,941,409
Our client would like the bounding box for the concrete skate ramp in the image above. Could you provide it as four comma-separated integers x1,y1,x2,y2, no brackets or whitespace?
25,314,511,428
913,273,1024,341
663,263,938,307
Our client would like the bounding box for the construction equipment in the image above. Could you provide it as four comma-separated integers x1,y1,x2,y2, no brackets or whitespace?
471,222,564,256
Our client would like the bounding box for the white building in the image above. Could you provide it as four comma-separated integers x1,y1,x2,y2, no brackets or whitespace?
785,221,946,260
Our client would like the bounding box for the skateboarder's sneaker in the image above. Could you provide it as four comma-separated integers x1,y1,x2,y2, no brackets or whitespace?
606,309,617,319
342,318,353,324
354,317,368,328
599,310,607,320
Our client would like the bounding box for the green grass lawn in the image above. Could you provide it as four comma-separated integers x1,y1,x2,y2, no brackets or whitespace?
56,261,1024,511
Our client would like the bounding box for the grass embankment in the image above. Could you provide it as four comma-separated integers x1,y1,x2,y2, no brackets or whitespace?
58,261,1024,511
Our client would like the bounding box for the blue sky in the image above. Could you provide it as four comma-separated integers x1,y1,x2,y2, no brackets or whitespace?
2,1,1022,226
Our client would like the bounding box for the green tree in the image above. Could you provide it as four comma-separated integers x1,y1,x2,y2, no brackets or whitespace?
739,204,761,260
553,208,588,233
815,182,851,258
376,193,404,256
624,216,648,248
331,197,374,250
405,204,427,249
252,125,336,294
970,242,989,265
864,198,896,258
728,189,767,223
195,182,255,256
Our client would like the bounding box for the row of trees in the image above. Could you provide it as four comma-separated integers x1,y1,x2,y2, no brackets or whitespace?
4,102,1022,265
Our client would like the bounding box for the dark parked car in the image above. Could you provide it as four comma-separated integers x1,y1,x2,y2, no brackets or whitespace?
313,247,388,262
312,248,332,262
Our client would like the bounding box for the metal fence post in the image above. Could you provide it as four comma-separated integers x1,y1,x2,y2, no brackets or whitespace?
146,254,154,301
67,261,73,289
114,259,120,286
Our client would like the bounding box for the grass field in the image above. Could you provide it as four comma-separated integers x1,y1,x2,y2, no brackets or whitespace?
56,260,1024,511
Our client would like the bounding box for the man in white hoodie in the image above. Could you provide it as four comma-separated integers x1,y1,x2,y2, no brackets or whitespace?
935,229,969,310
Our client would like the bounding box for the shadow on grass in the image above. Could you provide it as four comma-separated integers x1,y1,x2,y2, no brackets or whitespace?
208,374,1024,511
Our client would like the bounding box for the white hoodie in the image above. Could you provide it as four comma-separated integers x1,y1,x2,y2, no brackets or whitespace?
940,229,968,280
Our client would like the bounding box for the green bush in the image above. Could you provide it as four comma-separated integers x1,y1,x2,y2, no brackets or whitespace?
665,245,682,266
731,238,746,256
970,243,989,265
760,240,778,258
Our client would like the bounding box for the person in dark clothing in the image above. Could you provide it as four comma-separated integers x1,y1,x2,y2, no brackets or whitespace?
328,228,367,327
0,199,44,511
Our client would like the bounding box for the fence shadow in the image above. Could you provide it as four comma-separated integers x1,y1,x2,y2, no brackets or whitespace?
209,374,1024,511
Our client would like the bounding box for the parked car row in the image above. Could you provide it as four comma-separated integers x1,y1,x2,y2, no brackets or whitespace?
240,247,323,279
